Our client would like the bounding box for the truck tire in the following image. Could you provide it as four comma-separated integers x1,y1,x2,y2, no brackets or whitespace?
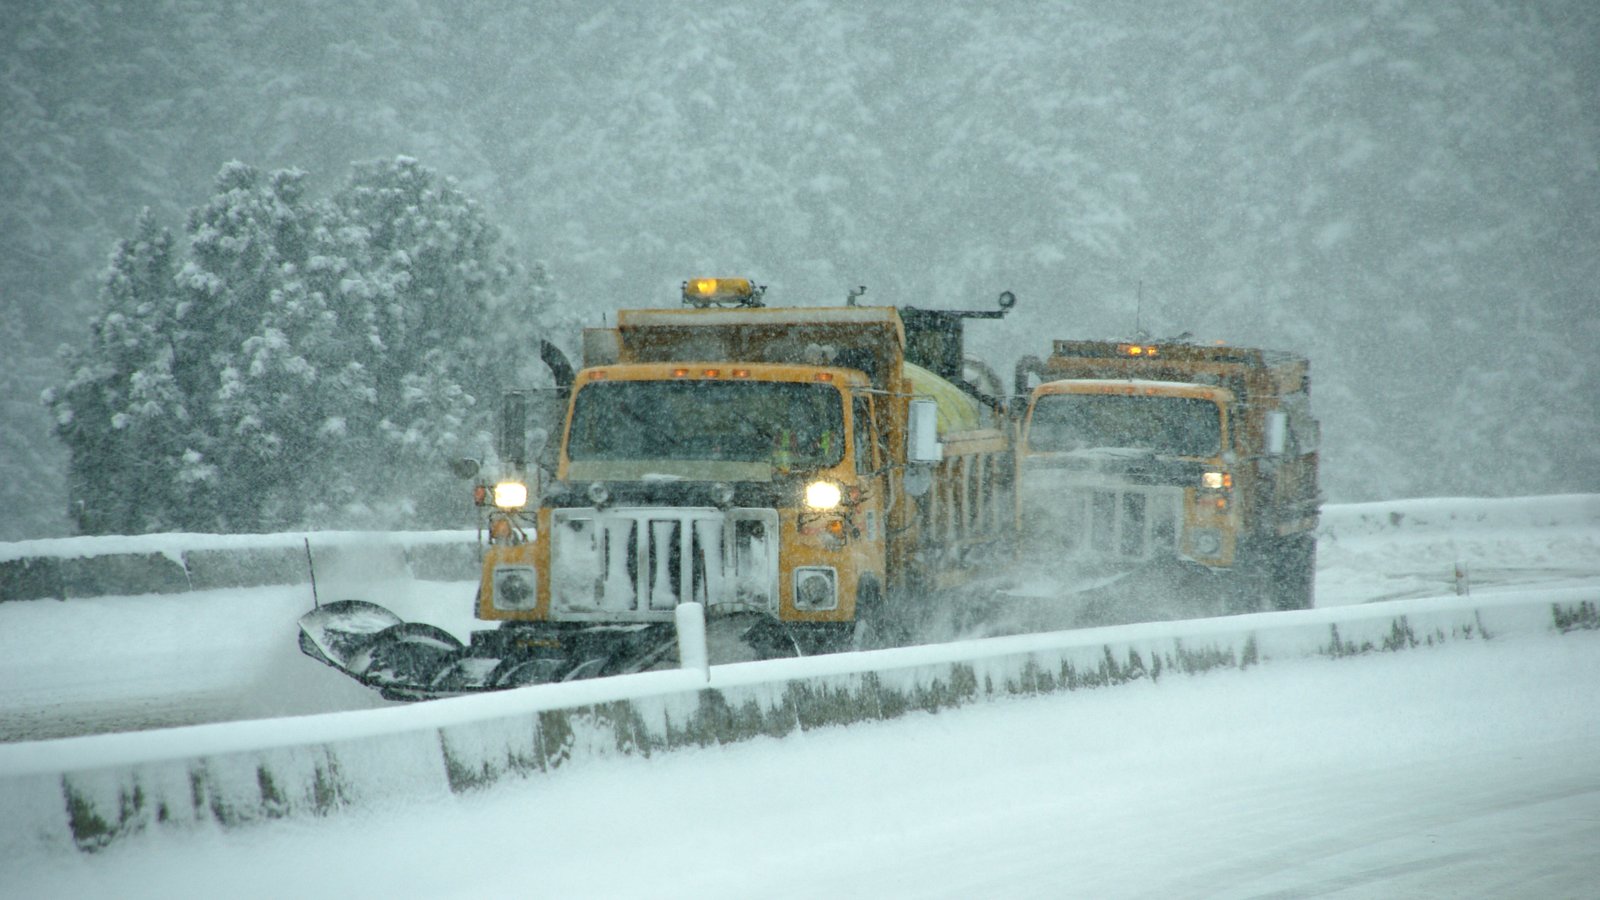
852,580,907,650
1268,534,1317,610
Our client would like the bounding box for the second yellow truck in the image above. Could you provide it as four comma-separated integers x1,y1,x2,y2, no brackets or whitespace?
1012,338,1322,614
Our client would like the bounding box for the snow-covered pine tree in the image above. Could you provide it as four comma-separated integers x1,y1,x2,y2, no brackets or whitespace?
305,156,525,525
170,163,318,531
51,157,541,535
48,210,192,534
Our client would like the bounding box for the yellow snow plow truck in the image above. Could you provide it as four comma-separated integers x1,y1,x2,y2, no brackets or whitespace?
1011,338,1321,618
300,279,1017,698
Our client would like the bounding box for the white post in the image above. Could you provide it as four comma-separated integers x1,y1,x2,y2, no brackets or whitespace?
675,601,710,681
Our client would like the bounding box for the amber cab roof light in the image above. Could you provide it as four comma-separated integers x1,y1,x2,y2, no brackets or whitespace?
681,277,767,308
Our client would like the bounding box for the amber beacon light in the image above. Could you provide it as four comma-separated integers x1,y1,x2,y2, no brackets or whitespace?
682,277,763,307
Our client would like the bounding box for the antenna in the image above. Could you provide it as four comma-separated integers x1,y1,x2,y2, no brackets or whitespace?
304,538,321,609
1135,280,1145,339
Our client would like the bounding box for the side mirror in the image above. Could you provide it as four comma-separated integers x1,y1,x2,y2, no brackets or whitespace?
1265,410,1288,455
907,398,943,464
449,457,482,479
500,391,529,471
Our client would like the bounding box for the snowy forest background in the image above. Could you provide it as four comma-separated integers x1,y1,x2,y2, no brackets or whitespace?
2,1,1597,539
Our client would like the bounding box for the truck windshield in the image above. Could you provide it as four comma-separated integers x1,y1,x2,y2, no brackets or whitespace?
1027,394,1222,457
566,380,846,468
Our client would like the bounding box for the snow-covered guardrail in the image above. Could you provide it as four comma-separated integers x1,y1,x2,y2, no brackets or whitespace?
2,588,1594,855
0,531,480,602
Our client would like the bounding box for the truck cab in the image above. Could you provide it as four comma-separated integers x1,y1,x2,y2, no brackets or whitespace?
1020,377,1240,567
1015,339,1320,613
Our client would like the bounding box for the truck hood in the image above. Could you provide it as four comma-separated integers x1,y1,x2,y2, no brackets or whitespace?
542,476,796,510
1023,448,1209,486
566,459,774,483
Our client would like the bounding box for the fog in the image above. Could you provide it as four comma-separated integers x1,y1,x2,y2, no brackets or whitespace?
3,1,1597,539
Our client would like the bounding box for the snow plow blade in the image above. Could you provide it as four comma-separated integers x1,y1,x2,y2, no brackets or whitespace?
297,600,689,701
297,600,407,672
299,600,488,700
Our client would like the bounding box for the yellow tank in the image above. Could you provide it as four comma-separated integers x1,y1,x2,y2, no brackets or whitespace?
904,361,981,434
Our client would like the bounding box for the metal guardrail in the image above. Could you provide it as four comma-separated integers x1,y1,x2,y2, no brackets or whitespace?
1,588,1593,854
0,531,480,602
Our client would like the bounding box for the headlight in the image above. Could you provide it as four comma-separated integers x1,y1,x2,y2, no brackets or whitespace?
1201,471,1231,490
711,481,736,508
793,567,838,611
804,481,842,510
493,481,529,509
587,482,611,507
1189,528,1223,557
492,565,538,611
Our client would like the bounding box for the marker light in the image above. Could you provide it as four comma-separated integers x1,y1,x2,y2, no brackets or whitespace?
804,481,843,510
1117,343,1160,357
493,481,529,509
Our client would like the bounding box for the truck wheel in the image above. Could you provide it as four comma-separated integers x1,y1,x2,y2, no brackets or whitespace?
1268,534,1316,610
851,581,906,650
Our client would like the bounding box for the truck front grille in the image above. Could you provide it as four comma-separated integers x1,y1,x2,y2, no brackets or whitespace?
1024,483,1183,563
550,507,778,619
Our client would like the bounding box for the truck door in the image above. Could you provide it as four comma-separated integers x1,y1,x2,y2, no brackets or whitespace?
852,394,887,550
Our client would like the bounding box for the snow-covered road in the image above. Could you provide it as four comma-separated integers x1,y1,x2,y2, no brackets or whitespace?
0,582,425,742
3,495,1597,897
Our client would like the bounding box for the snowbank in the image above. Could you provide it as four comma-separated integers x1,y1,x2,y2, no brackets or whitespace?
1317,494,1600,607
1320,493,1600,539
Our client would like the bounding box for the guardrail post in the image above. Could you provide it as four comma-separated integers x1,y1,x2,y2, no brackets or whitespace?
675,601,709,681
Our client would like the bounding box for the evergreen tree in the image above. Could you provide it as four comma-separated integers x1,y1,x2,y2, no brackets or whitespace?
171,163,319,531
48,211,188,534
50,158,540,534
303,156,522,524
